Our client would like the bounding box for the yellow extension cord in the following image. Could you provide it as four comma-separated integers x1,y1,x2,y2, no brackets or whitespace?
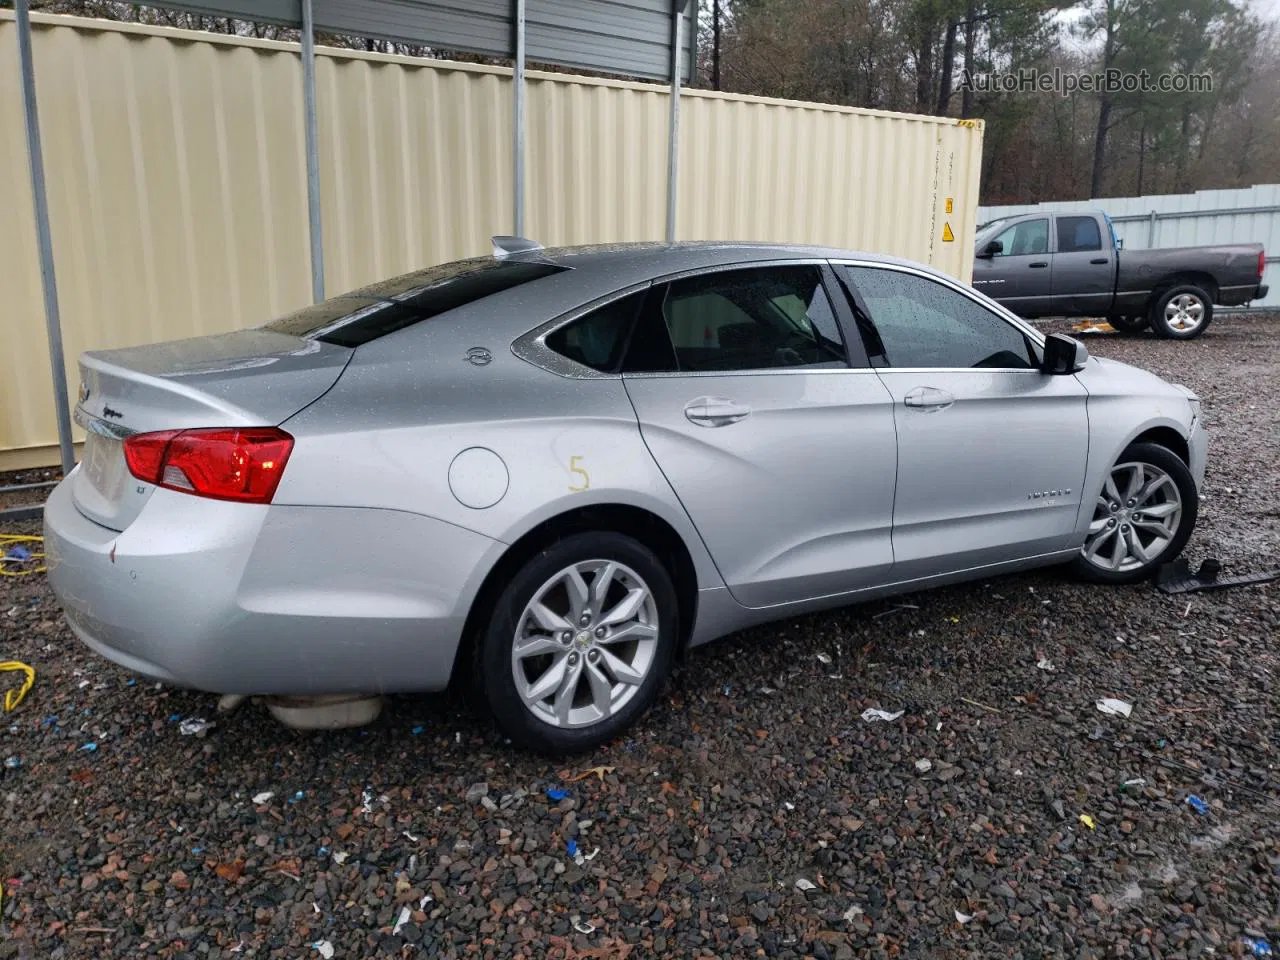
1,535,42,714
0,534,45,578
0,661,35,713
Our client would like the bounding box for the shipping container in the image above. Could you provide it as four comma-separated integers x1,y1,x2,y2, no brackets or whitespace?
1,12,985,469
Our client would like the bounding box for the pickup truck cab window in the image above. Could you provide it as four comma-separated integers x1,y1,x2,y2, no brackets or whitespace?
840,266,1036,370
1057,216,1103,253
991,218,1049,257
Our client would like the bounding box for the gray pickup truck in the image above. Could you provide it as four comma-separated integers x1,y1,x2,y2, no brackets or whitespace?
972,209,1268,339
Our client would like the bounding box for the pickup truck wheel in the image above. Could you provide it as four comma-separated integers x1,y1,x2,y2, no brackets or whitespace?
1107,315,1148,335
1072,442,1198,585
1149,285,1213,340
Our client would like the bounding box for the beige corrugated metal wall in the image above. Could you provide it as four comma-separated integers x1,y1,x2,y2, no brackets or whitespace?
0,12,983,470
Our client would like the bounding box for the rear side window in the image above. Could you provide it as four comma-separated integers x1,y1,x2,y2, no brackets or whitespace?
262,258,566,347
1056,216,1103,253
657,266,848,372
545,292,646,373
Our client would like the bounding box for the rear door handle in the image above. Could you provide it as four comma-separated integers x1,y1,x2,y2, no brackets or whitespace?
903,386,955,411
684,397,751,427
1090,258,1109,265
1029,261,1048,268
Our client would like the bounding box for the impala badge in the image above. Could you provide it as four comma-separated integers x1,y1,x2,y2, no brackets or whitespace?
1027,488,1071,500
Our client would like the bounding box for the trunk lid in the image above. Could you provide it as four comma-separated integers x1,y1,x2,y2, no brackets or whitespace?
72,330,350,531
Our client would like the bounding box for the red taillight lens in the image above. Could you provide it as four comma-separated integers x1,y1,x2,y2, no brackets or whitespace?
122,428,294,503
121,430,181,484
1260,250,1267,280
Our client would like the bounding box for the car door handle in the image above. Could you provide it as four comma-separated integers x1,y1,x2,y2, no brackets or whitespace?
903,386,955,411
1028,261,1048,268
684,397,751,427
1090,258,1109,265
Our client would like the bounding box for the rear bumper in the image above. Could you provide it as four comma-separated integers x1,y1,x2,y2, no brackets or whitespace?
1218,282,1269,307
44,476,501,695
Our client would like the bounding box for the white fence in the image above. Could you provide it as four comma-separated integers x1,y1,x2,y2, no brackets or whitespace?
978,184,1280,309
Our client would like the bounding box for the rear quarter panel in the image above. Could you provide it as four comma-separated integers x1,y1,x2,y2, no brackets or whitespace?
273,313,724,599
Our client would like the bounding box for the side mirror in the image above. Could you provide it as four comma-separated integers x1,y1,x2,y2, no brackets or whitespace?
1042,333,1089,375
976,239,1003,259
1115,237,1124,250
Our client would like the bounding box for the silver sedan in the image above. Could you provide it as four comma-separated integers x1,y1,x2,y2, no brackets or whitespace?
44,239,1207,753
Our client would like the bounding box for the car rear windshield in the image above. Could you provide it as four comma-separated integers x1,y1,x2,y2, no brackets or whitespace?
262,258,567,347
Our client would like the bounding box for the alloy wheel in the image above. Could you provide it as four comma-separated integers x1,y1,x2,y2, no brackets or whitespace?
511,559,659,728
1164,293,1206,334
1081,461,1183,573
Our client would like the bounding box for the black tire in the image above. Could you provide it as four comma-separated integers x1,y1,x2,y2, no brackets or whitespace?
476,531,679,755
1148,284,1214,340
1107,314,1149,335
1072,441,1198,585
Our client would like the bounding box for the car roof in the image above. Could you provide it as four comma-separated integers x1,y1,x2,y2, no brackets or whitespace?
526,239,939,282
356,240,963,350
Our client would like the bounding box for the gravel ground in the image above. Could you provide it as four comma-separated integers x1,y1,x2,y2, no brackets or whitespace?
1,312,1277,960
0,468,61,512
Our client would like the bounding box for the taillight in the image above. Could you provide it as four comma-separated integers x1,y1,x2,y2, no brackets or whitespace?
123,427,294,503
1260,250,1267,279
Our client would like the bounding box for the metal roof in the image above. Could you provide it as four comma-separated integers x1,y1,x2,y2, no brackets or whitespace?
157,0,696,81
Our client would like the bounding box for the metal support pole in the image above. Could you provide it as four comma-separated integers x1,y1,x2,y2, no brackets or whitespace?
301,0,325,302
1147,209,1157,248
665,0,687,243
15,0,75,476
512,0,527,237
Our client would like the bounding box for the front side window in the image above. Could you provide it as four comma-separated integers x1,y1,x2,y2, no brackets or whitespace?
1056,216,1103,253
991,218,1049,257
841,266,1036,370
657,266,847,372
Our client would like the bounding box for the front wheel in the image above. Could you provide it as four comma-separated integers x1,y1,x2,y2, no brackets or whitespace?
1072,442,1198,584
1149,285,1214,340
476,532,678,755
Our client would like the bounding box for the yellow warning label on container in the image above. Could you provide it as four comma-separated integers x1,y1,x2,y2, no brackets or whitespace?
945,198,954,214
942,222,955,242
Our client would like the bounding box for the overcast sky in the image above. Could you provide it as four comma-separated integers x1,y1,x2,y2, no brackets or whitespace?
1054,0,1277,56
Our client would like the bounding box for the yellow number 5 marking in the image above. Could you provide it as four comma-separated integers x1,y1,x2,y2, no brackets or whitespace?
568,455,590,493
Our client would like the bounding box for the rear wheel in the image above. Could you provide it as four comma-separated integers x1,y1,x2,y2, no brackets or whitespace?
1149,285,1213,340
477,532,678,754
1107,314,1148,335
1072,442,1198,584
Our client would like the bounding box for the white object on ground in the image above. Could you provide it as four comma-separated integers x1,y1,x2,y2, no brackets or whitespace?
393,906,412,935
266,695,383,730
1096,698,1133,718
861,708,904,723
